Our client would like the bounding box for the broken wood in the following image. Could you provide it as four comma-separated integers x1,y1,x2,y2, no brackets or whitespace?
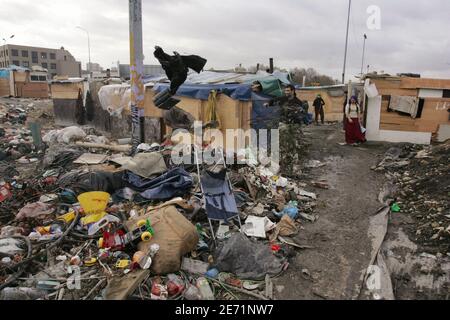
75,141,131,153
311,181,330,189
104,269,150,300
207,278,270,300
278,236,314,249
82,278,106,300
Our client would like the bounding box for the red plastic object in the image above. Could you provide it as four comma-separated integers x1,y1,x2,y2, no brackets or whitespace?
101,229,126,251
271,244,281,252
0,184,12,203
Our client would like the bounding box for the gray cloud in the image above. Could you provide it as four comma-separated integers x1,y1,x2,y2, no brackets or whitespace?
1,0,449,80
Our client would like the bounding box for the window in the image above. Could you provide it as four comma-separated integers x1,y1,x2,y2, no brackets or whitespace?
443,90,450,98
22,61,29,67
64,55,67,61
11,49,18,56
22,50,28,57
12,60,19,66
30,75,47,82
50,53,56,60
50,63,57,69
32,51,38,64
42,62,48,69
41,52,47,59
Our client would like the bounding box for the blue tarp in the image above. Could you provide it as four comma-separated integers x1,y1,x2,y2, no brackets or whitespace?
0,69,10,79
153,82,253,101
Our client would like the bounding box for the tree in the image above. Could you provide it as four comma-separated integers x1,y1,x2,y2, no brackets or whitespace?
290,67,336,86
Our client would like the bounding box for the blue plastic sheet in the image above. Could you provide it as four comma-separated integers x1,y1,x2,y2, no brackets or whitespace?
154,82,253,101
123,167,193,200
0,69,10,79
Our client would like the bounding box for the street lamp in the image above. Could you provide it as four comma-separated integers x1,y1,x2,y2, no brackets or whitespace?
76,26,91,73
2,35,14,68
360,34,368,77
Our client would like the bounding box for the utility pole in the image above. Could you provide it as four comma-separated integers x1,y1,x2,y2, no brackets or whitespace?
342,0,351,84
76,27,91,74
129,0,145,154
269,58,274,74
360,34,367,77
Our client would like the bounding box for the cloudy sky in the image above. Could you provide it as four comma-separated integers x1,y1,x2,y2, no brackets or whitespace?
1,0,449,80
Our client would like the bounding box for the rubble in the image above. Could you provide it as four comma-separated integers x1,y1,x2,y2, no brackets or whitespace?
0,97,319,300
373,142,450,252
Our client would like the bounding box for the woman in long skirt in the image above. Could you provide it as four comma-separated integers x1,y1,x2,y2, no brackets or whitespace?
344,96,366,145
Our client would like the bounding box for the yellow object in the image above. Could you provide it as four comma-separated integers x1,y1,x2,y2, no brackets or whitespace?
137,220,147,228
36,226,51,235
57,211,76,224
98,238,104,248
205,90,221,129
81,212,107,226
84,257,97,267
78,192,110,214
132,251,146,263
141,231,152,242
78,192,110,226
116,260,131,269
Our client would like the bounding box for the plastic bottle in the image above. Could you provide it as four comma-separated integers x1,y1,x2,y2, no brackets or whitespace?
183,284,202,300
196,277,215,300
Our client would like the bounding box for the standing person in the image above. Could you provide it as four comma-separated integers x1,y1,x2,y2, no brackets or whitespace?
344,96,366,145
264,84,307,177
313,94,325,125
265,84,307,124
342,94,348,130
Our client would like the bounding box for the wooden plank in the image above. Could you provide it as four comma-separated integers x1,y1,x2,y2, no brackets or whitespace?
143,88,163,118
400,77,450,90
104,269,150,300
371,79,418,96
297,89,346,121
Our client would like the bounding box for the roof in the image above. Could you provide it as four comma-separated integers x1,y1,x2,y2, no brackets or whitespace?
296,84,348,90
150,70,293,100
51,77,87,84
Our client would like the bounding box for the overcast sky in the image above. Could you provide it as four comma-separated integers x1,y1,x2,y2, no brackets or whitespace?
1,0,449,80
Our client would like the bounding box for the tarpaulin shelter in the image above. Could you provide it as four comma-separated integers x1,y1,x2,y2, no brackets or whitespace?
364,74,450,144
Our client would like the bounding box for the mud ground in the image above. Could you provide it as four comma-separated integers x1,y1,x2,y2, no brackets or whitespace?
273,123,390,299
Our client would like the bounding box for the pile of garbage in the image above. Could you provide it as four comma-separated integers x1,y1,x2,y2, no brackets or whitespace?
373,141,450,253
0,121,318,300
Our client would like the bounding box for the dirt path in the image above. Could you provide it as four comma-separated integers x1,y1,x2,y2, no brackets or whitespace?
274,123,389,300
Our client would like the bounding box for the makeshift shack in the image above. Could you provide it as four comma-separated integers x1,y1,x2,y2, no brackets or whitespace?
95,70,291,145
296,84,364,122
364,74,450,144
0,65,49,98
50,78,89,126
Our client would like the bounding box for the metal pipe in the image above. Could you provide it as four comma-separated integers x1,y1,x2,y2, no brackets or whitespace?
76,27,91,74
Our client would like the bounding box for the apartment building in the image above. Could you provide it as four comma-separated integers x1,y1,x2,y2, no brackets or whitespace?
0,44,81,78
